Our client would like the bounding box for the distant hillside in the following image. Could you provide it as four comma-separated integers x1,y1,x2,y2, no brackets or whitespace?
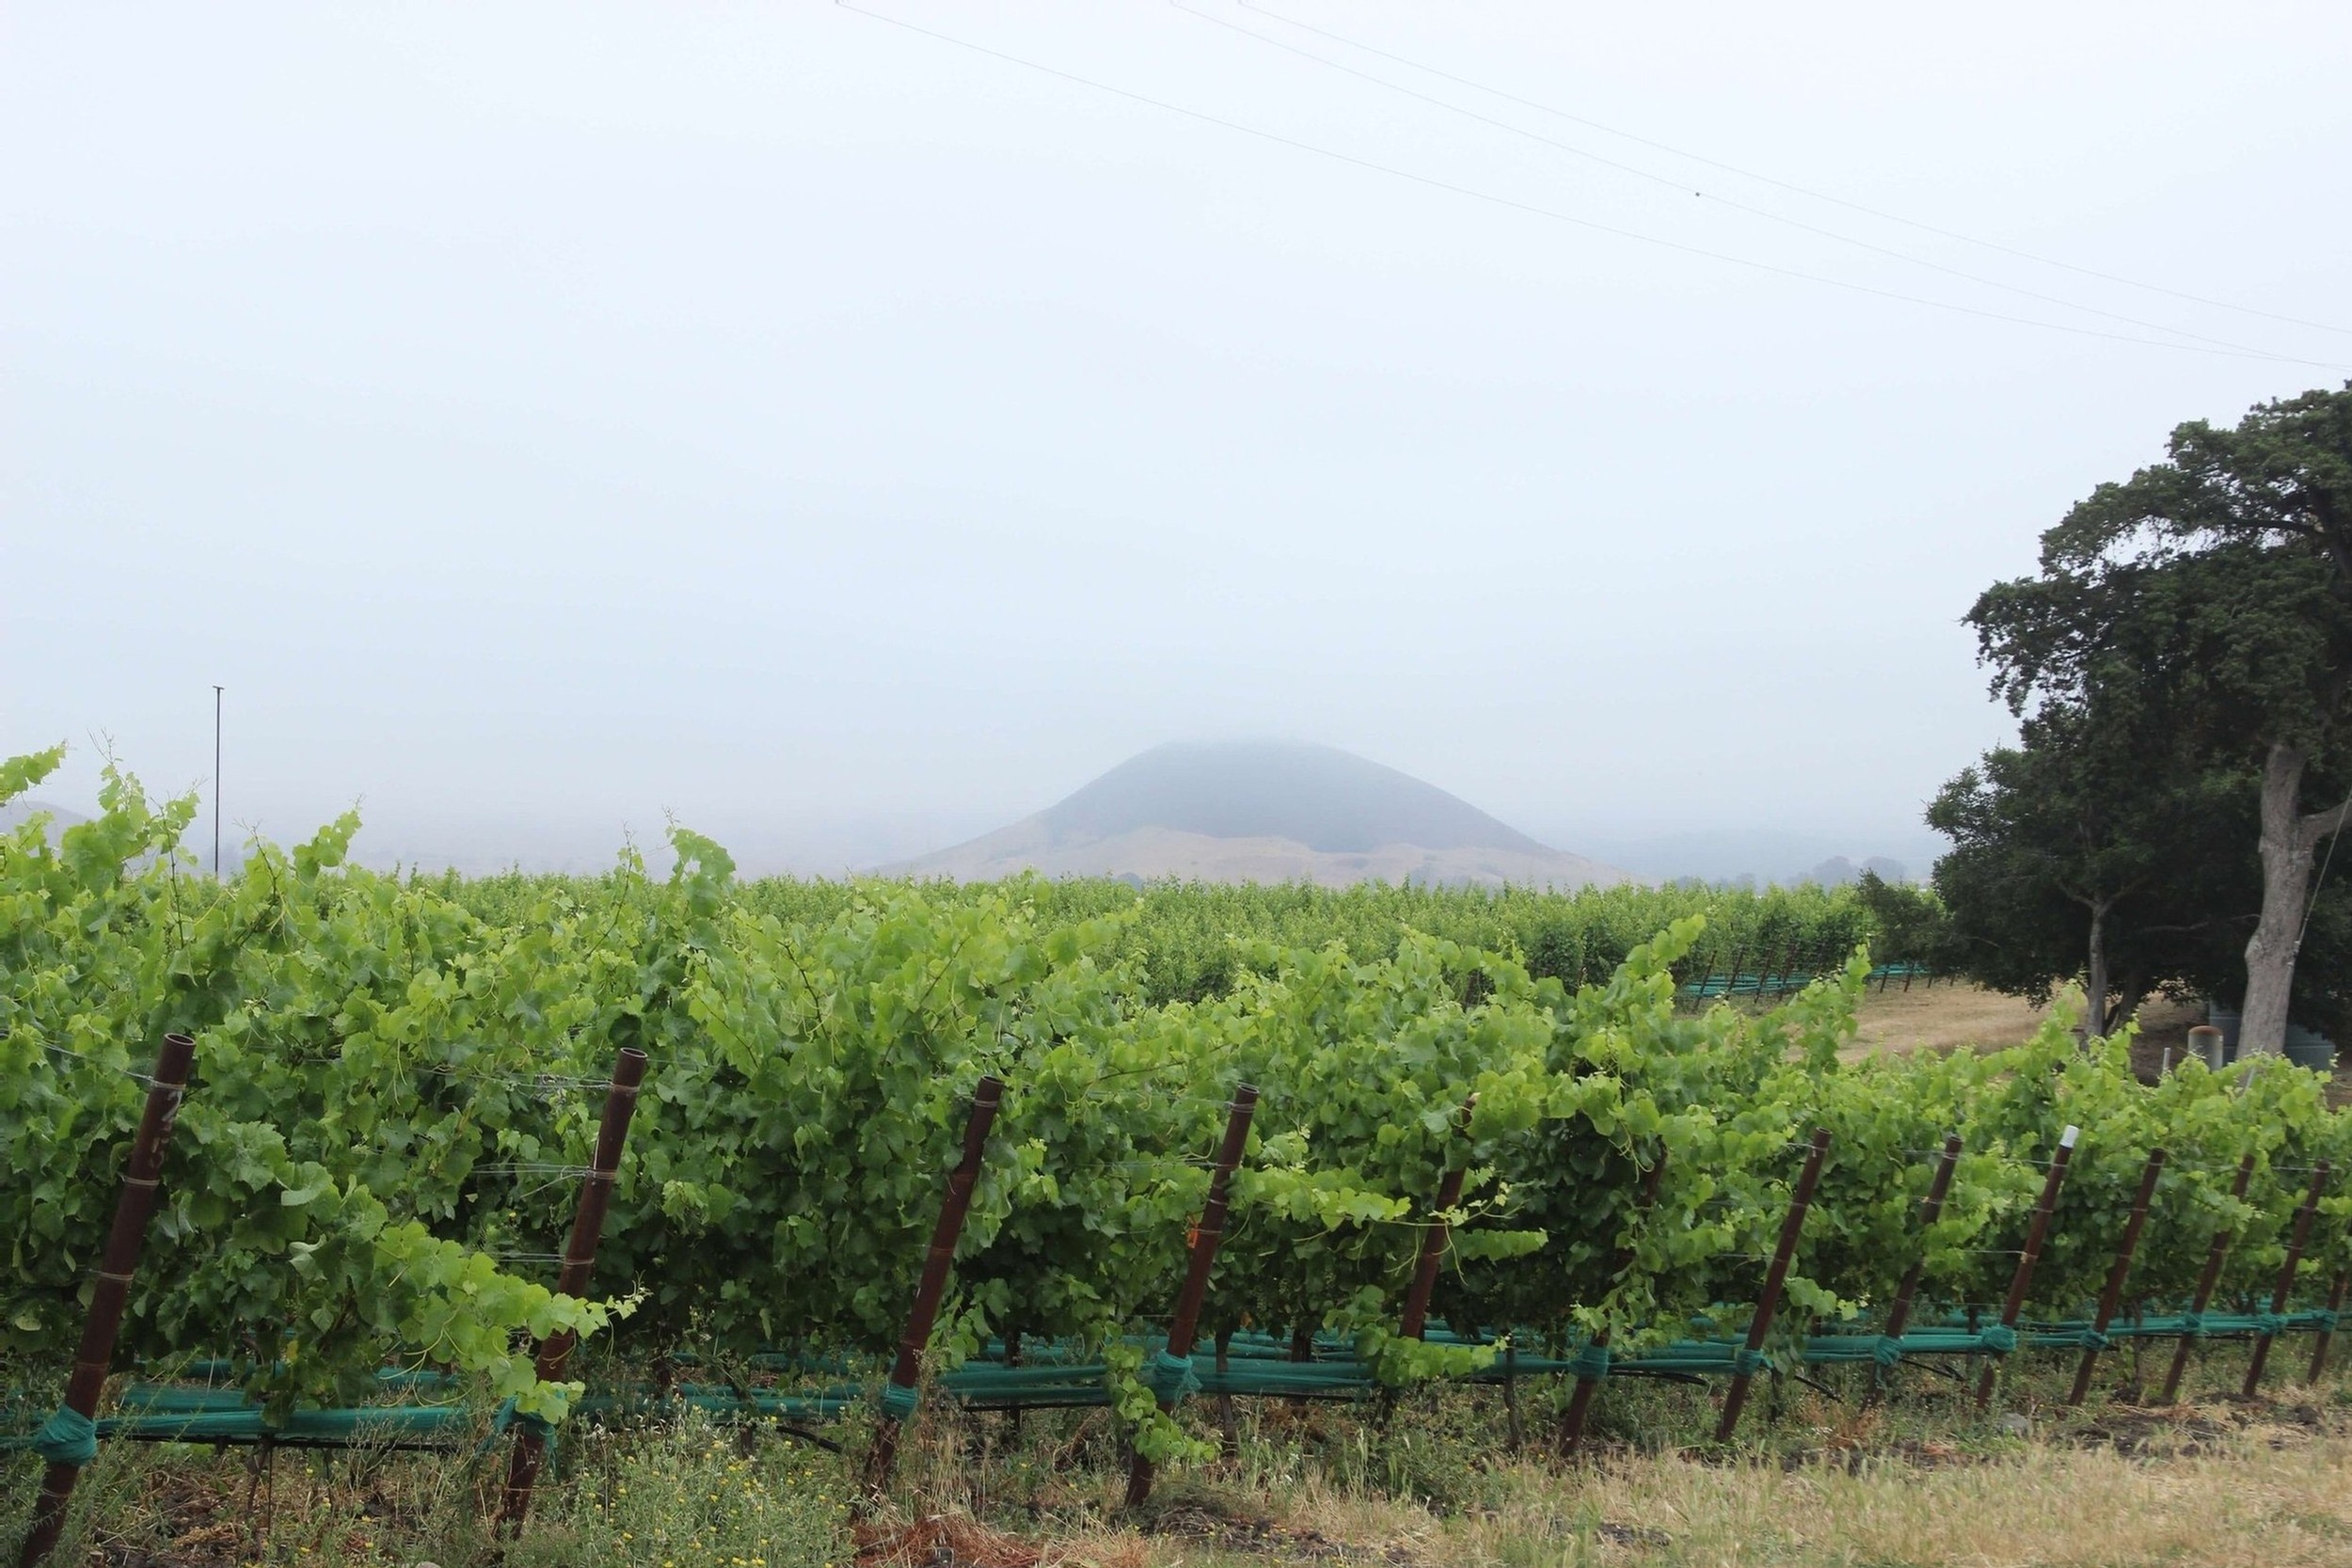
1579,827,1947,887
893,742,1629,890
0,799,90,835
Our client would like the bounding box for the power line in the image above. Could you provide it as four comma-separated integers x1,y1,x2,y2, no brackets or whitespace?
1173,1,2318,366
1237,0,2352,341
835,4,2347,371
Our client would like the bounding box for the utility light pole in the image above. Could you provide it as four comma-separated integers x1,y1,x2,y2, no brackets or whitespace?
212,685,223,879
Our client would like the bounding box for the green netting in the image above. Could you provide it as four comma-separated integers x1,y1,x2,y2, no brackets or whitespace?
118,1386,261,1415
1613,1340,1772,1378
2020,1311,2295,1349
0,1403,483,1449
1200,1359,1375,1397
941,1357,1377,1404
11,1298,2333,1455
936,1368,1116,1407
1801,1326,2018,1366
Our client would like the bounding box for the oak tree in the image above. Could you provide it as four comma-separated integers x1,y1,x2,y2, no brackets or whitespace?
1965,386,2352,1053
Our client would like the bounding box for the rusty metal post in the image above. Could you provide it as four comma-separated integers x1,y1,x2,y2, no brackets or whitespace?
19,1033,197,1568
2068,1147,2167,1405
1125,1085,1257,1510
1396,1097,1477,1343
862,1076,1006,1498
1560,1153,1666,1457
1378,1097,1475,1432
1977,1125,2078,1412
2159,1154,2253,1404
1714,1128,1831,1444
1863,1133,1963,1409
2245,1161,2329,1398
2307,1273,2348,1385
499,1045,648,1531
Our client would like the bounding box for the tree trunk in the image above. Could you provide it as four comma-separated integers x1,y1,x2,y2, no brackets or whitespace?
2106,967,2148,1037
2243,742,2313,1057
2084,899,2111,1043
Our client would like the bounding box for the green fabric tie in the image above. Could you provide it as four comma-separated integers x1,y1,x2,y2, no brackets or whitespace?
2305,1308,2341,1332
2074,1328,2113,1352
1729,1347,1769,1377
1975,1323,2017,1354
878,1381,920,1421
1565,1344,1612,1381
1869,1337,1905,1370
1146,1349,1201,1406
2252,1312,2290,1337
2176,1311,2206,1338
33,1407,98,1467
484,1397,558,1458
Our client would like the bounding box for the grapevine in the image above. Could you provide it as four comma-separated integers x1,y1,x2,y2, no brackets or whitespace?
4,747,2348,1474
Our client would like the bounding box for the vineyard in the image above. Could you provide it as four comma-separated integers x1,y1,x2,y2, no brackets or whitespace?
6,749,2352,1551
428,856,1913,1006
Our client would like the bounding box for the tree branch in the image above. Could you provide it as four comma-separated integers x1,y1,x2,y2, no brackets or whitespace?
2297,793,2352,851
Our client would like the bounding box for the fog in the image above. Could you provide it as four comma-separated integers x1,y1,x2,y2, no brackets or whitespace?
7,2,2348,876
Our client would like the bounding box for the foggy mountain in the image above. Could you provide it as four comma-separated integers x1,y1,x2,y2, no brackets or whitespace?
892,741,1629,890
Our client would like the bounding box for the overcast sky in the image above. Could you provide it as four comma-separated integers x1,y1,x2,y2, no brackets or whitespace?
7,2,2349,875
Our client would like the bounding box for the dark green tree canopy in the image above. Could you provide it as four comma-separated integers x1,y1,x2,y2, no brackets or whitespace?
1973,537,2352,768
1983,385,2352,767
1929,709,2256,1028
1949,386,2352,1053
2045,385,2352,580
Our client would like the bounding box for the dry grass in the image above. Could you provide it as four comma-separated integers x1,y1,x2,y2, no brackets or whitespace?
1843,984,2222,1068
863,1359,2352,1568
1839,985,2352,1103
1497,1434,2347,1567
857,1512,1137,1568
1088,1406,2352,1568
19,1402,2352,1568
1847,980,2054,1056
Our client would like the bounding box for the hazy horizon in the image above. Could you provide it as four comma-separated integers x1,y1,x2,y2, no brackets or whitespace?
8,4,2347,879
1,734,1950,884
